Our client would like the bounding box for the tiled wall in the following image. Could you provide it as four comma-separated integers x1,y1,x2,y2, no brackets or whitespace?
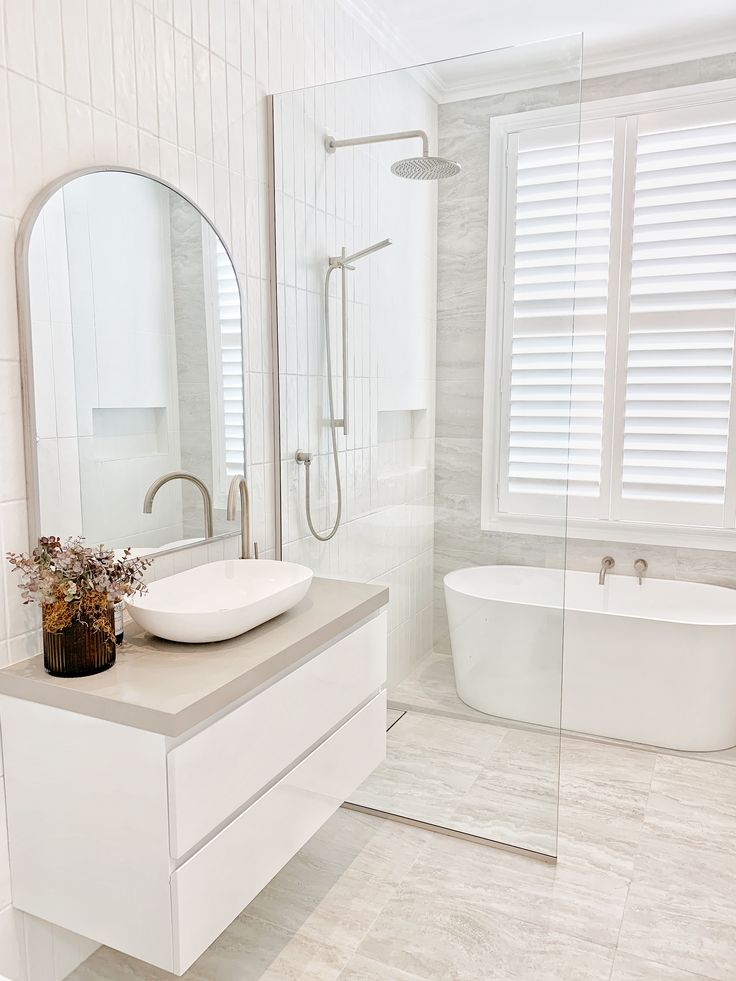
0,0,402,975
433,52,736,653
273,67,438,686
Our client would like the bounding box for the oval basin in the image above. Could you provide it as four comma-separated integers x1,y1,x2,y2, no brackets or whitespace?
125,559,313,643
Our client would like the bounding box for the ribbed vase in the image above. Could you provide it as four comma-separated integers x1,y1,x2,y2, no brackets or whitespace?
42,612,116,678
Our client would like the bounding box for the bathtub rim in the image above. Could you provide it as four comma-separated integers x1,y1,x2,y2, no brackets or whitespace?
443,564,736,628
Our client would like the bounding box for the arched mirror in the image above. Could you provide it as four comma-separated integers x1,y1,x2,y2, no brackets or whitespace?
18,169,245,557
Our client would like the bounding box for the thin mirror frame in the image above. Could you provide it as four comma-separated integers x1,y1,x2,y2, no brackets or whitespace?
15,166,246,560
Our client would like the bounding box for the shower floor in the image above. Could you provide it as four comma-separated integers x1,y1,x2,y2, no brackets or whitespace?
348,649,736,853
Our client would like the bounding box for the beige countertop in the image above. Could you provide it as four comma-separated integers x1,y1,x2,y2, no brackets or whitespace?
0,578,388,737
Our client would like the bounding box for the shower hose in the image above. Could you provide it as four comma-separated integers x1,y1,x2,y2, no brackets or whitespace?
298,263,342,541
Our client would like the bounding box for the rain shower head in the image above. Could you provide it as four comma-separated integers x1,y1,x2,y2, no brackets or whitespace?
326,129,461,181
390,156,461,180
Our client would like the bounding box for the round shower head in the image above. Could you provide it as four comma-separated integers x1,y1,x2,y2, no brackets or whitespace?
390,156,461,180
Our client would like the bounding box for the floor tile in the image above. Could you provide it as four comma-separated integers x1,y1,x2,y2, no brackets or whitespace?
338,954,430,980
392,831,629,948
71,911,349,980
357,888,615,981
611,951,719,980
617,887,736,981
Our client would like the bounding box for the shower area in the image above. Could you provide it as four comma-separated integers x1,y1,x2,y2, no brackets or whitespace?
271,37,583,857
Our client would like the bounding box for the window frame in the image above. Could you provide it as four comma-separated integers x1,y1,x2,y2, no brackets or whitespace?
481,77,736,551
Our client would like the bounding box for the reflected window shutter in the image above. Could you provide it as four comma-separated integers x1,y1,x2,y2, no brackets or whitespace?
214,239,245,478
500,121,616,513
615,105,736,525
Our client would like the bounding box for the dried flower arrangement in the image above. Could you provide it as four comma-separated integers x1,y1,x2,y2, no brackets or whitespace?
6,536,152,642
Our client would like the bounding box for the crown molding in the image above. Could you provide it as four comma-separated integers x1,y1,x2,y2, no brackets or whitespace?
340,1,736,106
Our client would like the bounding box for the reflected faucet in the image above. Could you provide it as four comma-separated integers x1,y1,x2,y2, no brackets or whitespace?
598,556,615,586
143,471,213,538
227,475,258,560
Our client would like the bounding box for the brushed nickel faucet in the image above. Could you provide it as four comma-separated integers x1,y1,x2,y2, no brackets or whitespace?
634,558,648,585
598,556,615,585
143,471,213,538
227,475,258,560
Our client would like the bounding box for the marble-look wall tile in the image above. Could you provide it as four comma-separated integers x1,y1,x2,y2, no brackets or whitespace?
433,52,736,651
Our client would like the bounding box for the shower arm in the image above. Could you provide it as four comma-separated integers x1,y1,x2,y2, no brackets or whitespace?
327,130,430,158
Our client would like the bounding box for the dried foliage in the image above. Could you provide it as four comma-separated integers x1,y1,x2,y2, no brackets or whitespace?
6,536,152,639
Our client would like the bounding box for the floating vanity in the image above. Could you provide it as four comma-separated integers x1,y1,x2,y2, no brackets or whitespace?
0,577,388,974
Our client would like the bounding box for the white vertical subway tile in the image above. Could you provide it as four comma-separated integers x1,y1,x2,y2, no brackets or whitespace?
173,27,195,151
7,70,42,215
224,0,240,68
111,0,137,124
154,15,176,143
38,85,67,181
33,0,64,91
190,0,208,47
87,0,114,114
134,3,158,134
159,138,179,185
208,0,226,61
66,97,94,169
0,218,18,361
139,128,160,175
91,107,116,162
172,0,191,34
154,0,173,22
3,0,36,78
192,40,212,158
210,52,227,166
0,69,13,211
61,0,91,103
115,118,138,167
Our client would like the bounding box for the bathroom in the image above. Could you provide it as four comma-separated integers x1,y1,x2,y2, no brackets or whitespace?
0,0,735,978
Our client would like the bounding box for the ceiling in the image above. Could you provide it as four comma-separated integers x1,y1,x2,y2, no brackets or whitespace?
350,0,736,98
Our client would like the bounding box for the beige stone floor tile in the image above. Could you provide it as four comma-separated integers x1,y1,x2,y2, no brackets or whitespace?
611,951,719,981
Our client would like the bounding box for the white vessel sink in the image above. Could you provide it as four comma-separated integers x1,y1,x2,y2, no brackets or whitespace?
125,559,313,643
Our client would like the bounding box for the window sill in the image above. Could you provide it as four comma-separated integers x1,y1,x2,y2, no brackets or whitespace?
481,513,736,552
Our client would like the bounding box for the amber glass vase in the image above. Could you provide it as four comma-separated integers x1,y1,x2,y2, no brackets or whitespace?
42,609,116,678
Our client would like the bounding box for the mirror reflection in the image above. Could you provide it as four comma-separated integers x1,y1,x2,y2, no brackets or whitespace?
27,171,245,555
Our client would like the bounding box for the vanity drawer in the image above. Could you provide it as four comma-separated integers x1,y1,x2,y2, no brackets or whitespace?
167,611,387,858
171,691,386,973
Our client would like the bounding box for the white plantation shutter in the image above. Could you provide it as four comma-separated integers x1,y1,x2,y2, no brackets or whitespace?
613,103,736,526
499,120,617,517
203,233,245,505
214,239,246,480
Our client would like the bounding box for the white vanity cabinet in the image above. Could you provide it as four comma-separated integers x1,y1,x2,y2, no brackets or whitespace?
0,581,388,974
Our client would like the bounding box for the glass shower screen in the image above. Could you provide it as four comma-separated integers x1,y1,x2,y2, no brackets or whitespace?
270,34,583,857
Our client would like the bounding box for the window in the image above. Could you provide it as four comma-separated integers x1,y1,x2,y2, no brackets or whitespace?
484,86,736,546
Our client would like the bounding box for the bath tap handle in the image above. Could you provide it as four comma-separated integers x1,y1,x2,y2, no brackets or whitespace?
634,558,648,585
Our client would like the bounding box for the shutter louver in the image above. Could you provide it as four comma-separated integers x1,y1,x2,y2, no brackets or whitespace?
618,108,736,522
214,239,245,478
503,123,615,507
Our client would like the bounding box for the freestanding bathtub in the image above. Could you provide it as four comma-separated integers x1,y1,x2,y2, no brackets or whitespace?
444,565,736,752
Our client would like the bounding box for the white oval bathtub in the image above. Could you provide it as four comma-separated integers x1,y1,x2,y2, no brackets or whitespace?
444,565,736,752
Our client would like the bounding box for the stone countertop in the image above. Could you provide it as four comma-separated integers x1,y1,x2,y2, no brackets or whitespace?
0,577,388,737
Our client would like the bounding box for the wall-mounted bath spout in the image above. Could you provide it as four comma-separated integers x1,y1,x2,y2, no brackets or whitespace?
634,558,648,586
598,556,615,586
143,471,213,538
